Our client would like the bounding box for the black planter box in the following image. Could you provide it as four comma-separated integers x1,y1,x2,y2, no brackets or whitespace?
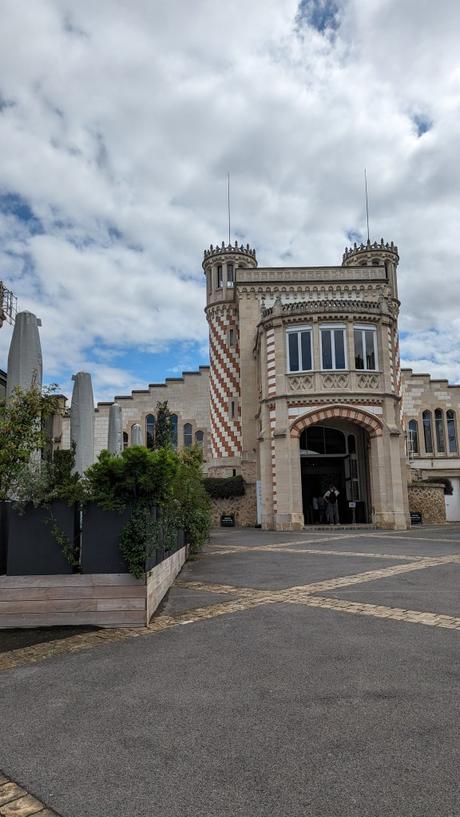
81,504,131,574
6,501,77,576
0,502,8,575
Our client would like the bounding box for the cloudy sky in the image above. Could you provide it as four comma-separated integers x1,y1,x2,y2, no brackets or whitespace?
1,0,459,401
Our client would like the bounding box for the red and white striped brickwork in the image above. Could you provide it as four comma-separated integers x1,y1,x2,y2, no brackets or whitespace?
266,329,276,397
208,306,241,458
266,330,277,513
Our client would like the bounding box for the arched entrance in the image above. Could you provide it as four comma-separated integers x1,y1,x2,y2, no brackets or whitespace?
290,406,384,526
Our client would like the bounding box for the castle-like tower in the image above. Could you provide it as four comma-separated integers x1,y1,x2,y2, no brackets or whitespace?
203,235,409,530
203,241,257,476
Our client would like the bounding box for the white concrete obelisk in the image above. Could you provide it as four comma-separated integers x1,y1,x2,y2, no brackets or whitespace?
107,403,123,455
6,311,43,398
70,372,95,475
131,423,143,446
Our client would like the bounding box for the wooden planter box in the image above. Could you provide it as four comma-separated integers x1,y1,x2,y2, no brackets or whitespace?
4,501,77,576
0,546,188,628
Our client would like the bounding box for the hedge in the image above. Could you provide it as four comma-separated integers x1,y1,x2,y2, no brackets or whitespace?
203,475,245,499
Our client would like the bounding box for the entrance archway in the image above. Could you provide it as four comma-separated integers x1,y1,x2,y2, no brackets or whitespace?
290,406,384,525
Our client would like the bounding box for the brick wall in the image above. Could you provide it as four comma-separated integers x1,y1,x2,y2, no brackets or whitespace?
408,482,446,524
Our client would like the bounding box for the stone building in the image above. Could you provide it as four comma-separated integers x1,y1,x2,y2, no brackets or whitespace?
55,238,460,527
61,367,211,464
401,369,460,521
203,238,409,530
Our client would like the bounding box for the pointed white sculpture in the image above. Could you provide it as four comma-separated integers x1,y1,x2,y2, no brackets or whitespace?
70,372,95,475
6,311,43,399
131,423,143,446
108,403,123,455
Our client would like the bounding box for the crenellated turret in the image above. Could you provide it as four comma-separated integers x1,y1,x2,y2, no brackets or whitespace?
203,240,257,475
203,241,257,309
342,238,400,298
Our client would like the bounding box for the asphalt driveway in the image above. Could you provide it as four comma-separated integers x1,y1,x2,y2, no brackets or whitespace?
0,525,459,817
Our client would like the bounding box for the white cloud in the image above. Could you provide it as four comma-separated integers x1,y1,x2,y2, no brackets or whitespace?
0,0,460,398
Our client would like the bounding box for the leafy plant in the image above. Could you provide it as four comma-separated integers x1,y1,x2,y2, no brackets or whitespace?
85,445,179,510
173,446,211,553
203,474,245,499
423,476,453,495
0,385,60,501
154,400,172,449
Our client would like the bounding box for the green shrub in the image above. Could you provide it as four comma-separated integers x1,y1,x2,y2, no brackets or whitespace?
173,447,211,553
423,476,453,495
203,475,245,499
85,445,179,510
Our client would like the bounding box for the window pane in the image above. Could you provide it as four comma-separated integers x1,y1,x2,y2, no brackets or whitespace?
348,434,356,454
364,330,376,370
300,331,312,370
423,411,433,453
217,265,223,287
146,414,155,449
288,332,299,372
195,430,204,447
447,410,458,453
354,329,364,369
435,409,445,452
184,423,193,447
227,263,234,282
408,420,419,454
322,330,332,369
334,329,346,369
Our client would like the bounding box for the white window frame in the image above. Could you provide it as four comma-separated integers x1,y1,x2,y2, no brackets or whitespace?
286,325,313,373
320,324,347,371
354,325,378,371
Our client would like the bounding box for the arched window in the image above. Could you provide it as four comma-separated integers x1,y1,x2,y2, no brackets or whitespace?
408,420,419,455
434,409,445,453
447,410,458,453
170,414,178,449
123,432,128,450
422,410,433,453
184,423,193,447
145,414,155,449
195,430,204,448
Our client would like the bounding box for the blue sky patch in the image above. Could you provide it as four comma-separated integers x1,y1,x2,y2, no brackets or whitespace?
297,0,340,33
412,113,432,137
0,192,43,235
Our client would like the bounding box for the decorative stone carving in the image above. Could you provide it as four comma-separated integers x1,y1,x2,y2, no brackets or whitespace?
357,373,379,390
288,374,313,392
321,373,350,390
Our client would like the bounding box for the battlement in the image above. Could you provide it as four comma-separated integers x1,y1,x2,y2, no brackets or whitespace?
342,238,399,266
203,241,257,264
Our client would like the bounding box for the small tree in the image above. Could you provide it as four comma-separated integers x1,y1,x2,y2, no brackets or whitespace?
154,400,172,449
0,385,59,501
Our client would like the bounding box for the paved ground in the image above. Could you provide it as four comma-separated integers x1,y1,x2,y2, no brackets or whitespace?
1,525,460,817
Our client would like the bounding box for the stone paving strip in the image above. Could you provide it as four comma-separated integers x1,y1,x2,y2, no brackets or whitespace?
0,773,61,816
1,555,458,673
284,595,460,631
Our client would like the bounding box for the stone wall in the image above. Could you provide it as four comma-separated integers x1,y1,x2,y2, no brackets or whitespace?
408,482,446,524
210,482,257,528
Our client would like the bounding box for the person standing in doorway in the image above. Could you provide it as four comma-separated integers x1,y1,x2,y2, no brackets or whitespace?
324,484,340,525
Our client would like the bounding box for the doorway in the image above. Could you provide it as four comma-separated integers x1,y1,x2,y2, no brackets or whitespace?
300,423,369,524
